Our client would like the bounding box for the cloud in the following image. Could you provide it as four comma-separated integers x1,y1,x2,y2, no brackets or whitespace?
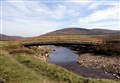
66,0,92,2
65,19,119,30
3,0,82,21
79,5,119,23
50,5,66,19
2,1,65,37
2,19,61,37
36,5,67,19
77,4,119,30
88,2,104,10
88,0,120,10
80,21,119,30
1,0,120,37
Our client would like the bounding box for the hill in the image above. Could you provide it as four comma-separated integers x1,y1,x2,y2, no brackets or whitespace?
0,34,23,40
43,27,120,36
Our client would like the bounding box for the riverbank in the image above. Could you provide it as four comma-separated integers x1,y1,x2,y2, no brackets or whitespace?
35,46,52,62
50,45,120,79
1,42,119,83
64,45,120,79
49,46,117,80
77,53,120,79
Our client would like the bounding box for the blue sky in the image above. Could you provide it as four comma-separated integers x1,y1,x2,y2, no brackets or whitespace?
0,0,120,37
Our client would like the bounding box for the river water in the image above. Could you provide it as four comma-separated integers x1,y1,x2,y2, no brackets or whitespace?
49,46,115,79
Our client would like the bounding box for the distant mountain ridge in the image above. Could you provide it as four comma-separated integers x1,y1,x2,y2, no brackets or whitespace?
1,28,119,40
0,34,23,40
43,27,120,36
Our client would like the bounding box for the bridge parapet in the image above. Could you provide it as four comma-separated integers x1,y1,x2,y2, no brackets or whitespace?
19,36,104,46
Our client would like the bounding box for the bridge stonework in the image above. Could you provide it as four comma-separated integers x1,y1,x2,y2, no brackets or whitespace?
19,36,104,46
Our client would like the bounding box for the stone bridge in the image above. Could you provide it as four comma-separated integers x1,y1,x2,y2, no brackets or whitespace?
18,36,104,46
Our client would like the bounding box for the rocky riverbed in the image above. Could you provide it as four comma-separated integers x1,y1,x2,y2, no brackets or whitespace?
77,53,120,79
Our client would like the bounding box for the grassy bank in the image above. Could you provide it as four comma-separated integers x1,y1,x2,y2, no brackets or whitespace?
0,42,119,83
0,51,58,83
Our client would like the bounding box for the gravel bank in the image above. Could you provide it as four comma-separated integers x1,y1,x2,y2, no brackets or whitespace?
77,53,120,79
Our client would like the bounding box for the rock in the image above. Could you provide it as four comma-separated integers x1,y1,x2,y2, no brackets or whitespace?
77,61,79,64
113,74,116,76
0,79,6,83
116,75,120,79
45,54,49,57
104,71,107,73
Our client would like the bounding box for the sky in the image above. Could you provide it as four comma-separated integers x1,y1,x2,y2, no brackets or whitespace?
0,0,120,37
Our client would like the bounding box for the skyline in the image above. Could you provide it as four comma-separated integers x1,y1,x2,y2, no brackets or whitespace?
0,0,120,37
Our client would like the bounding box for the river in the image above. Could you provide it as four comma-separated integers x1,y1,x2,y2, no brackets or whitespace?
49,46,115,79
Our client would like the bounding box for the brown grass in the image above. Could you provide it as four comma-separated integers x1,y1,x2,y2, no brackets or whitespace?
14,35,103,45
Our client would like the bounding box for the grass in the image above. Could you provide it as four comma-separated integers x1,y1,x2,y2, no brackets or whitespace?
0,41,120,83
18,35,103,45
0,51,57,83
0,41,9,47
1,45,34,55
14,53,119,83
